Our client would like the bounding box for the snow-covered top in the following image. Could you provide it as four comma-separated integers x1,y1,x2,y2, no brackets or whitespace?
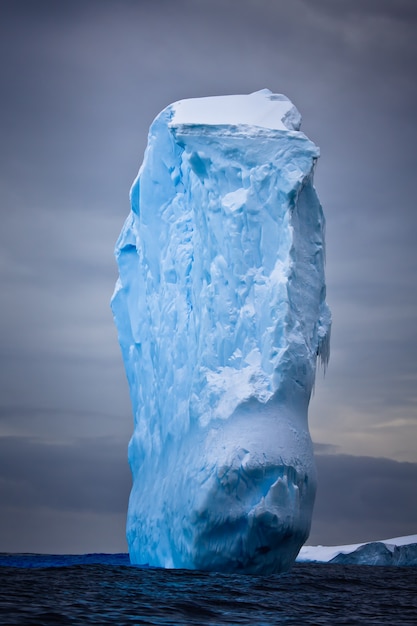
297,534,417,563
169,89,301,132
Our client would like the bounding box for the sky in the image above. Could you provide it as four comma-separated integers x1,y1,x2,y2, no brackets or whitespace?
0,0,416,553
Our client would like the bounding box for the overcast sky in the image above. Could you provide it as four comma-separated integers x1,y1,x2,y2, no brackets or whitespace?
0,0,416,553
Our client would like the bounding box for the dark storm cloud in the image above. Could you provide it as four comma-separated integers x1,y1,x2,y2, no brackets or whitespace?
0,432,131,552
1,435,415,551
0,435,130,514
310,454,417,544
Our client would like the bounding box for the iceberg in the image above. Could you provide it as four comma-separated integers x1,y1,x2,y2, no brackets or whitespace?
111,89,331,574
297,534,417,566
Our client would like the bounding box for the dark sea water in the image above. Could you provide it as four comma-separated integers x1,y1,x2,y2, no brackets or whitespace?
0,554,416,625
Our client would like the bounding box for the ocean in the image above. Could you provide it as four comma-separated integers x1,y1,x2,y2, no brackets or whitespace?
0,554,416,625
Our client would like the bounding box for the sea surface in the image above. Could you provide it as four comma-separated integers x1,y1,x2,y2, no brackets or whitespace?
0,554,416,625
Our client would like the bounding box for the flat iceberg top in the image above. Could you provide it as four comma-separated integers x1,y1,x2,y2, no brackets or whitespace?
169,89,301,131
297,534,417,563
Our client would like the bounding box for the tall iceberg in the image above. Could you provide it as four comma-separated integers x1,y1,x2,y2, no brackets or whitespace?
111,89,331,574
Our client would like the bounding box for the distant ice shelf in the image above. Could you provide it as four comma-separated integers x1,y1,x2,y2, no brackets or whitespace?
297,534,417,566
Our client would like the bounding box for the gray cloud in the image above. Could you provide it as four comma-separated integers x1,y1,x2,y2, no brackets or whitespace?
0,432,131,553
0,436,415,551
310,454,417,545
299,0,417,21
0,435,130,514
313,442,340,455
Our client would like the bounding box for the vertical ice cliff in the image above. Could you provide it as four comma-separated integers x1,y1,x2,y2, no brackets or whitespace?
111,89,331,574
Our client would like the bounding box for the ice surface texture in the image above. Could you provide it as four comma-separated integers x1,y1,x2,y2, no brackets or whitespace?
111,89,331,574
